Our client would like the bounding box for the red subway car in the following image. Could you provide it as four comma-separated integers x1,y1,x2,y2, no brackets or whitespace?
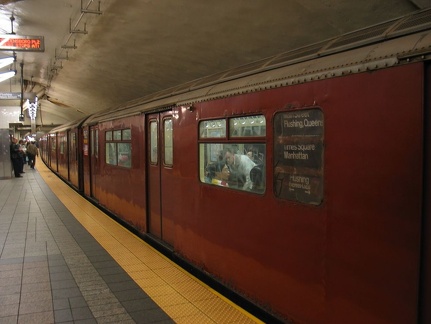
42,10,431,324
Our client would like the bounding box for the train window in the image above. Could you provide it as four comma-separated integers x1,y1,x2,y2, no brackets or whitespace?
60,136,66,154
273,108,324,205
150,121,158,164
122,129,131,140
106,143,117,165
50,135,56,151
91,129,94,156
105,128,132,168
90,129,98,157
118,143,131,168
70,132,76,159
198,115,266,194
199,143,265,193
199,119,226,138
113,130,121,140
95,129,98,157
163,118,173,166
230,116,266,137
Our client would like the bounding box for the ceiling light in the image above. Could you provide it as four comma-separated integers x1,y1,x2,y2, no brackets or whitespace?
0,70,16,82
0,57,14,69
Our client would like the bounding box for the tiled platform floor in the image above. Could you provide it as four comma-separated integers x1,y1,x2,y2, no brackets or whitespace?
0,163,261,324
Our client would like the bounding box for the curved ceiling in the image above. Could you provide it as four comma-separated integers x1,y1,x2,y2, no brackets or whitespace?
0,0,428,130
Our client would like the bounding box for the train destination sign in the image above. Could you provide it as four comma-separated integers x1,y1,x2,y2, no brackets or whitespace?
0,35,44,52
274,108,324,205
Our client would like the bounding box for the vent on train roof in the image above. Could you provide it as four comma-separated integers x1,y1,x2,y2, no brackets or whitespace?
267,41,327,67
324,20,395,51
325,8,431,52
171,82,195,93
138,8,431,107
390,8,431,36
190,70,231,88
221,59,271,78
146,86,180,100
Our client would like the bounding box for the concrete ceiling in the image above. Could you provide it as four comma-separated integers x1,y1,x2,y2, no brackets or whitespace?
0,0,428,129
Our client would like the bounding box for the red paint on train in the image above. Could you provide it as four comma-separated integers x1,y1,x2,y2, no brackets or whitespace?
40,12,431,323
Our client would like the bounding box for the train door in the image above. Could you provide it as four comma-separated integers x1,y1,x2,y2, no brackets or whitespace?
90,126,99,200
50,133,57,171
69,130,79,187
146,111,174,246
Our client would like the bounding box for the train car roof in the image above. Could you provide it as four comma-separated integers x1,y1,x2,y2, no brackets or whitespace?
79,8,431,125
49,116,90,133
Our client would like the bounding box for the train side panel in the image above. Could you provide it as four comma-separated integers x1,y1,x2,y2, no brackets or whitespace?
39,18,431,322
171,63,424,323
68,128,80,189
82,126,91,196
49,133,58,172
94,116,147,232
324,63,423,323
56,131,69,181
38,136,47,165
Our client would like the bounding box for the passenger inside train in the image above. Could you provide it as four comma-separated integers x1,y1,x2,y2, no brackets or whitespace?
210,163,231,187
202,144,265,192
199,114,266,193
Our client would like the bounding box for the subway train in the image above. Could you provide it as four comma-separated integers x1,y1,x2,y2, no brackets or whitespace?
40,9,431,324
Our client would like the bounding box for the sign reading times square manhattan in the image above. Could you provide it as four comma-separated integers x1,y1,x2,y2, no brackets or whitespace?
274,108,324,205
0,35,44,52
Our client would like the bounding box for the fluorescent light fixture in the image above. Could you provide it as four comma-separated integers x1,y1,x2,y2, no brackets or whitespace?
0,70,16,82
0,57,14,69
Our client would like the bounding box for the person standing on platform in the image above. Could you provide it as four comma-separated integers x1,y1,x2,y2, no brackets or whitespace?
18,139,26,173
26,141,38,169
10,137,22,178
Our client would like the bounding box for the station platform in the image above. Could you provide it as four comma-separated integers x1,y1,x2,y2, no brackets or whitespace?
0,161,262,324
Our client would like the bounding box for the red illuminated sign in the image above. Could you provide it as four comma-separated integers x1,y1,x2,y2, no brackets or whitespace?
0,35,44,52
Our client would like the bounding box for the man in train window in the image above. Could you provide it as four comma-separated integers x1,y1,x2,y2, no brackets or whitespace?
224,148,256,190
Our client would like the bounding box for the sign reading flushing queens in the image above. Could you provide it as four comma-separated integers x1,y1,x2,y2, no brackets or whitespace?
0,35,44,52
274,108,324,205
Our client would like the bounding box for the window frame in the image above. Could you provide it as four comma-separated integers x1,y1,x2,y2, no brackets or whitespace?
105,128,132,168
198,114,266,194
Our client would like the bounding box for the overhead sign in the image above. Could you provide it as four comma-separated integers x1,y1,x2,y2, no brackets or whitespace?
0,92,36,100
0,92,21,99
0,35,44,52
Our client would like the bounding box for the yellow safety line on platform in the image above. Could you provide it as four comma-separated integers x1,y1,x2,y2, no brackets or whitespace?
37,163,263,324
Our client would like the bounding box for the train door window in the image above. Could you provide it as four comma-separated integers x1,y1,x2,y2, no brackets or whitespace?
95,129,98,157
163,118,173,166
273,108,324,205
50,134,56,151
70,132,76,158
199,115,266,194
105,128,132,168
60,134,66,154
91,129,94,155
150,121,158,164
